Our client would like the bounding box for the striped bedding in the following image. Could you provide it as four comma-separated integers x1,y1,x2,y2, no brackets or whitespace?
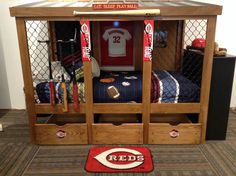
151,70,200,103
35,70,199,104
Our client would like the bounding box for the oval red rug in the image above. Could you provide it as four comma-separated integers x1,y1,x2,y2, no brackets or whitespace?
85,146,153,173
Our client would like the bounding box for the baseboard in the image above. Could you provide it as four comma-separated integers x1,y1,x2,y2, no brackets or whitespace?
0,109,26,111
230,107,236,113
0,124,3,132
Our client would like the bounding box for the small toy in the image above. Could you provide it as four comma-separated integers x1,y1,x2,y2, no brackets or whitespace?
122,82,131,86
124,76,137,80
214,42,227,56
100,78,115,83
107,86,120,99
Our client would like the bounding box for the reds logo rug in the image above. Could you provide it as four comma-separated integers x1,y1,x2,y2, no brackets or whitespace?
85,147,153,173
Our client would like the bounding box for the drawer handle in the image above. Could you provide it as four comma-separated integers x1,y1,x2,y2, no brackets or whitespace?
113,122,123,126
56,130,67,138
169,129,179,138
73,9,160,16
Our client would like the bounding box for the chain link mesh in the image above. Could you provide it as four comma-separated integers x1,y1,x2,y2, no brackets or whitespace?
26,20,84,104
25,19,207,104
180,19,208,103
151,19,207,103
184,19,207,48
26,21,50,86
183,19,207,81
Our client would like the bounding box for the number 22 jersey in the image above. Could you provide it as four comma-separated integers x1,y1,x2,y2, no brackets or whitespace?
103,28,132,57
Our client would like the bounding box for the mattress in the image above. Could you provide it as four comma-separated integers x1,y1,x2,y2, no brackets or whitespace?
36,70,200,104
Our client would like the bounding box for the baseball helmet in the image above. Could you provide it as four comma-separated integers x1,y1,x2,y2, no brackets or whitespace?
192,38,206,48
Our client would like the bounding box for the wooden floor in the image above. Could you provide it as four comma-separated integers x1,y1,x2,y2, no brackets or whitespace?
0,110,236,176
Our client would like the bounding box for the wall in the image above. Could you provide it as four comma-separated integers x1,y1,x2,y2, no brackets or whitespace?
215,1,236,107
1,0,236,109
0,0,40,109
0,26,11,108
197,1,236,107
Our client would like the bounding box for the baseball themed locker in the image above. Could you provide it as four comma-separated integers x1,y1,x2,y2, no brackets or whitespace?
10,0,222,144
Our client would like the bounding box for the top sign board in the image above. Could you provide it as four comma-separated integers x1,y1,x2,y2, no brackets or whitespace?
92,4,138,10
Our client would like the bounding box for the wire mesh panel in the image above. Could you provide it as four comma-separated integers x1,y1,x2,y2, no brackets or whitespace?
26,20,84,104
151,19,207,103
25,19,207,104
184,19,207,48
26,21,50,85
183,19,207,88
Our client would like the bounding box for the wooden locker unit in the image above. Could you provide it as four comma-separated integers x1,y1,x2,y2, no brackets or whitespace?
10,0,222,145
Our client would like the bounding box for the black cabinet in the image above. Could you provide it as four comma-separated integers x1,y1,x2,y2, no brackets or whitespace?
206,55,236,140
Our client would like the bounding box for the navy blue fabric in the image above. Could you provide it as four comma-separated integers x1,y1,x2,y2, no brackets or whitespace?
152,70,200,103
153,70,177,103
36,82,72,103
169,71,200,103
93,71,143,103
36,71,199,104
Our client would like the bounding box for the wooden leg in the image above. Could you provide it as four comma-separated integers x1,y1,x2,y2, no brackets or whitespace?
83,61,93,144
142,61,152,144
199,16,217,143
15,18,37,144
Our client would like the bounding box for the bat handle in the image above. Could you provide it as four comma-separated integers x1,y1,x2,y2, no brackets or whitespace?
49,80,56,106
61,82,68,112
73,83,79,112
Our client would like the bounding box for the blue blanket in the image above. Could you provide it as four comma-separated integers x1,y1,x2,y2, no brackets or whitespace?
35,70,199,104
93,71,143,103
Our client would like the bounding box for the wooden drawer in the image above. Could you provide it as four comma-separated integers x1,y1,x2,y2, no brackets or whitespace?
92,123,143,144
35,114,87,145
149,115,201,144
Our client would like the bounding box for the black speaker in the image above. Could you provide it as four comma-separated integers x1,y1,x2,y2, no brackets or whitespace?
206,55,236,140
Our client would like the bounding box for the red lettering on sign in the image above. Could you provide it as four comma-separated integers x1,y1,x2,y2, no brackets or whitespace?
92,4,138,10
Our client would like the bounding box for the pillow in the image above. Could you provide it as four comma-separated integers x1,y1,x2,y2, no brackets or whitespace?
33,61,70,82
61,52,100,81
91,57,100,78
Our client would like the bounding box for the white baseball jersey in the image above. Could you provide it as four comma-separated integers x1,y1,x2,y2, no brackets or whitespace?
103,28,132,57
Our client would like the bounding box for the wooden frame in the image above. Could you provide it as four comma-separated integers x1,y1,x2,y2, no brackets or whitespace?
11,1,221,145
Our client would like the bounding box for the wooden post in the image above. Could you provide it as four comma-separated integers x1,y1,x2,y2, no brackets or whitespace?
80,20,93,144
142,20,154,144
142,61,152,144
15,18,37,143
199,16,217,143
83,61,93,144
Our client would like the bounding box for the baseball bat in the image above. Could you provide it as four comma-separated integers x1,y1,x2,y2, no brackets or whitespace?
38,40,56,106
73,9,160,16
57,40,68,112
70,38,80,112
